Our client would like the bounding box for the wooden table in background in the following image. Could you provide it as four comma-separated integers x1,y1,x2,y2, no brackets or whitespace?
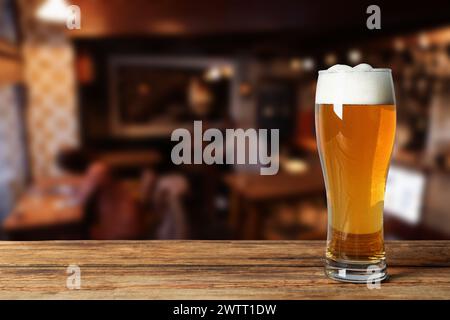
226,164,325,239
3,176,84,240
97,150,162,170
0,241,448,299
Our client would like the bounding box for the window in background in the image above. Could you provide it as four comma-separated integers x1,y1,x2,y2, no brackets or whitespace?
0,86,27,221
385,165,426,224
0,0,18,43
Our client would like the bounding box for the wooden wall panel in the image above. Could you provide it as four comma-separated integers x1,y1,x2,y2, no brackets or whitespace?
68,0,450,38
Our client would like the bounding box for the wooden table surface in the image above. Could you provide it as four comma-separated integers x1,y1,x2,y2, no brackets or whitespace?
3,176,84,232
97,150,162,169
0,241,448,299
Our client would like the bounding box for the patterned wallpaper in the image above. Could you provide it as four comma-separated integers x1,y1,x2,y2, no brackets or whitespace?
0,86,27,220
19,0,80,178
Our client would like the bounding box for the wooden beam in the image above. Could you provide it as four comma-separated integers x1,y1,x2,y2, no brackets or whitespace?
0,40,22,85
67,0,450,38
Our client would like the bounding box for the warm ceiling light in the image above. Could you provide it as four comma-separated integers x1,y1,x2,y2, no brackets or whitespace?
302,57,315,71
36,0,70,23
221,65,235,78
204,67,222,82
290,58,302,71
418,33,430,49
348,49,362,64
324,53,337,66
393,38,405,52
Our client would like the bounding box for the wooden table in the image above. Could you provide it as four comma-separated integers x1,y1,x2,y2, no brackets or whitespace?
226,164,325,239
3,176,84,239
0,241,448,299
97,150,162,170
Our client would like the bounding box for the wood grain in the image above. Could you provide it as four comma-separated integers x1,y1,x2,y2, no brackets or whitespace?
0,241,448,299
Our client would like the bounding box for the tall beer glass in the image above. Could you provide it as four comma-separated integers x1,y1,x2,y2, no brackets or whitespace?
315,64,396,283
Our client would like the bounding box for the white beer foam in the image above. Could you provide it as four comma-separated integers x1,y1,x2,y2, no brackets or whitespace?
315,64,395,105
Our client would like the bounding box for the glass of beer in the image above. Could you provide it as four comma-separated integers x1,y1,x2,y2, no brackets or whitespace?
315,64,396,283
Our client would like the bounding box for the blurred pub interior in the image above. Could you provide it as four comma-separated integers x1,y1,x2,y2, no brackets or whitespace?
0,0,449,241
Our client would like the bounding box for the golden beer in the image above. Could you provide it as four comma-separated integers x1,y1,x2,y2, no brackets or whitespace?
315,64,396,283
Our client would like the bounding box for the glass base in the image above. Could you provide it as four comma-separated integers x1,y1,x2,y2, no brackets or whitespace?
325,258,388,283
